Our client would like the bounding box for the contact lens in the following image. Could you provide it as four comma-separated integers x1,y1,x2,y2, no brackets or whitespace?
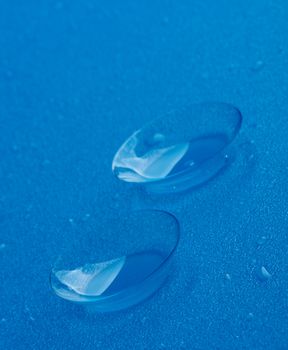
50,210,180,312
112,102,242,193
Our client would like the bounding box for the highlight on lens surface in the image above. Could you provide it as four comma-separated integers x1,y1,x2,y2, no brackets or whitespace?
50,210,180,312
112,102,242,193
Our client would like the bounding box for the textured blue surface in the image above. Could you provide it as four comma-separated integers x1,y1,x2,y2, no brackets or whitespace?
1,0,288,349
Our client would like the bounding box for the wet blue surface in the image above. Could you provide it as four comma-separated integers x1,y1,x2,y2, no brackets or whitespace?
1,0,288,349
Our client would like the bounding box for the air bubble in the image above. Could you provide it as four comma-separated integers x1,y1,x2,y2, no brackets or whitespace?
112,102,242,193
50,210,180,312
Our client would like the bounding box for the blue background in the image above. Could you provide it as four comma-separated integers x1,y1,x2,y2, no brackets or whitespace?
1,0,288,349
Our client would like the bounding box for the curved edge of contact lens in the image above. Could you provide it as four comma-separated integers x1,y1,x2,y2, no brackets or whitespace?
146,102,243,188
49,210,180,312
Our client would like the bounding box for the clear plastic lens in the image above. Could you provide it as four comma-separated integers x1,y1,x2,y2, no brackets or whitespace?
50,210,180,312
112,102,242,193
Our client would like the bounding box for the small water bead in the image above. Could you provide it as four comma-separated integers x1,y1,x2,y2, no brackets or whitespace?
50,210,180,312
257,235,269,247
251,60,264,72
112,102,242,193
257,266,272,281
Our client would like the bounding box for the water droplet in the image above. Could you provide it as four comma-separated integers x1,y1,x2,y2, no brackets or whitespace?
257,266,272,281
257,236,268,246
50,210,180,312
112,102,242,193
24,306,35,321
251,60,264,72
247,312,254,320
82,213,91,221
225,273,232,281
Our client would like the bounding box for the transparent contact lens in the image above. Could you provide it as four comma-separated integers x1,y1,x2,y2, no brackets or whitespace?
112,102,242,193
50,210,180,312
